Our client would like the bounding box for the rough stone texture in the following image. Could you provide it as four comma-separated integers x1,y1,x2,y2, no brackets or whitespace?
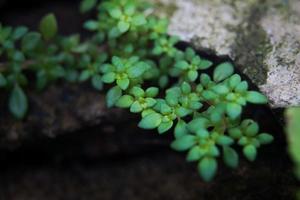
259,10,300,107
0,83,127,149
150,0,300,108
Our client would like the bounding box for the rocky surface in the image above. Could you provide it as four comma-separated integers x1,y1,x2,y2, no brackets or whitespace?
150,0,300,108
0,83,127,149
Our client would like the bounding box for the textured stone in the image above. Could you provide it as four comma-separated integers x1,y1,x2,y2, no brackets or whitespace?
150,0,300,108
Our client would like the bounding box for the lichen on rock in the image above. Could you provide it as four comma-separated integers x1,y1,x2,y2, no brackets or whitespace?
150,0,300,108
260,12,300,107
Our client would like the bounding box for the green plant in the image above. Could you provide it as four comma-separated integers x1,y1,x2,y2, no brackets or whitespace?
285,107,300,199
0,0,274,181
286,107,300,179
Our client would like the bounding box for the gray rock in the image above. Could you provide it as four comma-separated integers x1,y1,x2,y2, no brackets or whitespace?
150,0,300,108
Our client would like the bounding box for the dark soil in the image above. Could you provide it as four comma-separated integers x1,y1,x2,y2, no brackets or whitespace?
0,0,299,199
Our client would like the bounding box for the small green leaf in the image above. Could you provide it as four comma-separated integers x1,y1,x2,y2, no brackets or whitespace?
116,95,134,108
108,27,121,39
141,109,156,118
171,135,196,151
187,70,198,82
285,107,300,179
226,103,242,119
241,119,254,129
84,20,99,31
229,74,241,88
212,85,229,95
217,135,234,146
109,8,122,19
152,46,163,55
208,145,220,157
181,82,191,94
175,61,189,70
187,146,205,162
91,74,103,90
39,13,58,40
198,157,218,182
166,87,180,101
243,145,257,161
117,78,130,90
79,70,91,82
175,107,191,118
159,76,168,88
138,112,162,129
145,87,159,97
124,4,135,15
210,108,223,124
21,32,41,51
12,26,28,40
213,62,234,82
236,97,246,106
238,136,249,146
80,0,97,13
223,147,239,168
12,51,25,62
200,74,211,87
246,91,268,104
195,129,209,139
0,73,7,87
228,127,242,139
199,59,213,69
158,121,173,134
106,86,122,108
36,71,47,90
118,21,130,33
235,81,248,93
132,15,147,26
112,56,123,69
245,122,259,137
9,84,28,119
145,98,156,107
257,133,274,144
202,90,218,101
102,72,116,83
130,101,143,113
174,119,189,138
188,117,209,133
127,65,146,78
130,86,144,97
185,48,195,60
191,56,201,65
160,103,172,114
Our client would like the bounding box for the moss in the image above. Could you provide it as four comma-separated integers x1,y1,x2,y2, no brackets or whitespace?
231,3,273,85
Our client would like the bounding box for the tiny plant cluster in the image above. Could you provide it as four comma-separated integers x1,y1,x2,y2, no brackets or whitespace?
0,0,274,181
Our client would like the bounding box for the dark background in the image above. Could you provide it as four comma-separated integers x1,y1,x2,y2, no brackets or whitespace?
0,0,299,199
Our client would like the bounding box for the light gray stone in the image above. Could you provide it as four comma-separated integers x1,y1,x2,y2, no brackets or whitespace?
150,0,300,108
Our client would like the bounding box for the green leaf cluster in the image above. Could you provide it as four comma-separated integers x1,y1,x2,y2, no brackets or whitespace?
286,107,300,179
174,48,212,82
0,12,109,117
0,0,274,181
